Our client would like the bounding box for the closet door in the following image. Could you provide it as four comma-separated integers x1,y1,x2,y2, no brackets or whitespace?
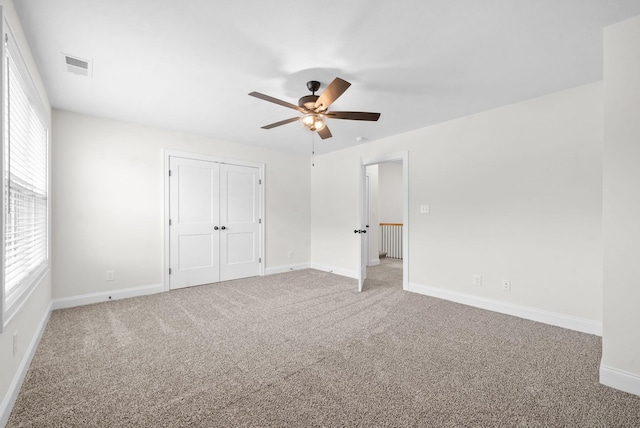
169,157,220,289
219,164,261,281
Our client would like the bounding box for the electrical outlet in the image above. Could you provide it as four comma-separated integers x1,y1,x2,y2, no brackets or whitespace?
105,270,114,281
13,332,18,356
502,280,511,291
473,274,482,286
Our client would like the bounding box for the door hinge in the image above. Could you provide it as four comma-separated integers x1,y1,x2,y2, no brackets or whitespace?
169,219,172,226
259,218,262,224
259,179,262,185
259,258,262,263
169,268,172,275
169,170,172,177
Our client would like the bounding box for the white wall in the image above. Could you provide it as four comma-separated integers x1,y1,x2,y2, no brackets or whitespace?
311,82,603,324
0,0,52,424
52,110,311,299
378,162,403,224
601,14,640,395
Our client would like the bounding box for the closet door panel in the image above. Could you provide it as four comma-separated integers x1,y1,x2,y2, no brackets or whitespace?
219,164,261,281
169,157,220,289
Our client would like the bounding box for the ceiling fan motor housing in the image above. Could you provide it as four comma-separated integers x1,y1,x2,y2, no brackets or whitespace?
299,94,319,110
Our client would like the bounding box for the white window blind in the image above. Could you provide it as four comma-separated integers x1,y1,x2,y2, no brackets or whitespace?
2,23,49,324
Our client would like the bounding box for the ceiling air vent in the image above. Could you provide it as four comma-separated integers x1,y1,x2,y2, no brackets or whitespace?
62,53,92,77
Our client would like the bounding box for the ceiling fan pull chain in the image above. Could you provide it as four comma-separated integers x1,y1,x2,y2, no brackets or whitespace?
311,133,316,167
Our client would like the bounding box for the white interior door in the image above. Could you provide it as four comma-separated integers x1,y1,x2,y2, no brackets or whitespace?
219,164,261,281
169,157,220,289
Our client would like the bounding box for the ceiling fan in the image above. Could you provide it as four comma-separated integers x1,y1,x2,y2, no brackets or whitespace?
248,77,381,140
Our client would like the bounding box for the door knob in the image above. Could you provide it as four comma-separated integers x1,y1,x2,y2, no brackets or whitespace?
221,226,226,230
354,230,360,234
214,226,219,230
362,230,367,233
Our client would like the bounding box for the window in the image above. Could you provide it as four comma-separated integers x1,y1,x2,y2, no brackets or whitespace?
1,18,49,329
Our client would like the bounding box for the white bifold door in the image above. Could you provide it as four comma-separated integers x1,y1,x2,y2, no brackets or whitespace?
169,157,261,290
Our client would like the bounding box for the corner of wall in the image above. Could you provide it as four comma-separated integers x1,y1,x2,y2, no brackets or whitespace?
600,364,640,397
602,12,640,396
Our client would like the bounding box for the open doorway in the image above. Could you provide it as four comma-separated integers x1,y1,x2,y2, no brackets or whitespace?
365,162,403,289
357,152,408,292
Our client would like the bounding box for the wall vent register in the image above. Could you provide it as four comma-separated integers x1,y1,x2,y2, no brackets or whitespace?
62,53,92,77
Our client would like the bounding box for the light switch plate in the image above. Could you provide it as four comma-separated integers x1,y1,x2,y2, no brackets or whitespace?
420,204,430,214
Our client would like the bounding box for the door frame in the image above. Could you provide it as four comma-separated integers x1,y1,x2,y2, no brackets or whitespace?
364,173,371,267
162,149,265,292
359,151,409,291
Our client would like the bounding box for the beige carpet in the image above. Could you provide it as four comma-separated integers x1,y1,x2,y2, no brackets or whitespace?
8,261,640,427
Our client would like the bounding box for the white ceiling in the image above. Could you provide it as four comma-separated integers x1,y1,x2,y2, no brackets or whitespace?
13,0,640,155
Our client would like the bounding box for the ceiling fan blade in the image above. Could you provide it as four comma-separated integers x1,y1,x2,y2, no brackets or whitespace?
249,91,307,113
318,126,332,140
326,111,381,121
314,78,351,111
261,117,300,129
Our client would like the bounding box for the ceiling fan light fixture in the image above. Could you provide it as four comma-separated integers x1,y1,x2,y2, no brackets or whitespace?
300,114,326,132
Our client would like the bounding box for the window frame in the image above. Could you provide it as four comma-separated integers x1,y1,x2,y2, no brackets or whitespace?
1,13,51,331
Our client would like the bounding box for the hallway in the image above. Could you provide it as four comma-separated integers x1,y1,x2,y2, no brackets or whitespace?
363,257,402,290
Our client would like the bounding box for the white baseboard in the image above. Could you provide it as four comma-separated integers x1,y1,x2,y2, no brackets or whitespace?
0,301,52,428
52,283,164,310
408,282,602,336
265,263,311,275
600,364,640,397
368,259,380,266
310,263,358,279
